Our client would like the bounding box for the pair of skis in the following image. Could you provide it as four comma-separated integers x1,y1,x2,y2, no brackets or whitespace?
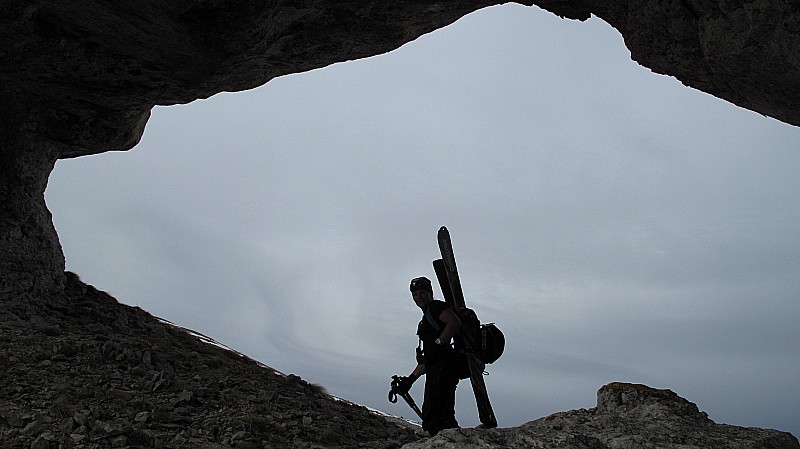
433,226,497,429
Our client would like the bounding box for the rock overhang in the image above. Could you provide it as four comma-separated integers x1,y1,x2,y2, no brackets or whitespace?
1,0,799,295
2,0,799,158
1,0,519,156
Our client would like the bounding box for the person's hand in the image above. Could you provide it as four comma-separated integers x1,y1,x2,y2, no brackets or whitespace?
396,374,417,393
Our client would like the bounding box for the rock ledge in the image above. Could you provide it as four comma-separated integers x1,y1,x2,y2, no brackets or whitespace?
402,382,799,449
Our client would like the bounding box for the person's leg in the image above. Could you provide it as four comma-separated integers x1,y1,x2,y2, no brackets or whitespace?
422,365,459,436
439,370,459,431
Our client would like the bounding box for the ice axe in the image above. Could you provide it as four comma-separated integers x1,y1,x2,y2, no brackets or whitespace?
388,375,423,419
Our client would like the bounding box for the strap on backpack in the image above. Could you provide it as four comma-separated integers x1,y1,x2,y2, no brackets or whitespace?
424,308,441,332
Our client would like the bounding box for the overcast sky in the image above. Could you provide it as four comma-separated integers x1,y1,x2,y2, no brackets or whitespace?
45,4,799,437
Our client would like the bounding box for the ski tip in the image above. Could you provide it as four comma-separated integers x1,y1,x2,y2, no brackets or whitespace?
438,226,448,233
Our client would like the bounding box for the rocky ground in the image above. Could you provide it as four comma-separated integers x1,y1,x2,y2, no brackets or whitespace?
1,272,423,448
400,382,800,449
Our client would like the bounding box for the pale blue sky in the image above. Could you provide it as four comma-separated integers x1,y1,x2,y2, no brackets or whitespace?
46,4,800,436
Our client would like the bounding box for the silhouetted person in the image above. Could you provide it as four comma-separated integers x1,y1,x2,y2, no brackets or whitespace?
395,276,461,435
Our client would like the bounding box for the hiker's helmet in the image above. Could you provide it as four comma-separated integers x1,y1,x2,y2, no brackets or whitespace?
410,277,433,293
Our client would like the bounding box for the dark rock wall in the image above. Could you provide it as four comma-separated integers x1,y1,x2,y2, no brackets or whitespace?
1,0,508,156
593,0,800,128
1,0,799,298
0,129,64,296
2,0,797,157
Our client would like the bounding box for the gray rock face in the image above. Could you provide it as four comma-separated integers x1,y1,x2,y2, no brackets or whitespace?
401,382,800,449
1,0,799,298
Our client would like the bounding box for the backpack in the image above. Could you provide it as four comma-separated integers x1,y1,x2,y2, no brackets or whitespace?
425,306,505,369
477,322,505,364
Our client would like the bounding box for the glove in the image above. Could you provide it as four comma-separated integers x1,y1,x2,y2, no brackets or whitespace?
396,374,418,393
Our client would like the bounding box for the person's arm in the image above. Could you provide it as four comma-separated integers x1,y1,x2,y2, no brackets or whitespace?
436,307,461,345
